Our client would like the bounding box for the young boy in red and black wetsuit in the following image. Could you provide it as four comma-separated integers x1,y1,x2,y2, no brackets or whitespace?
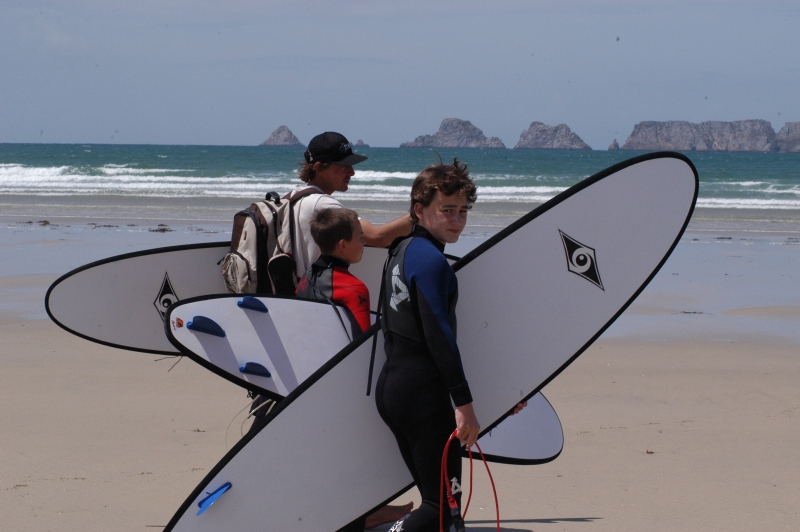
298,208,417,531
296,207,371,336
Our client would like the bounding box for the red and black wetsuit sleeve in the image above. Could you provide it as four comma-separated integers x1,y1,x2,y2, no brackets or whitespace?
330,265,371,334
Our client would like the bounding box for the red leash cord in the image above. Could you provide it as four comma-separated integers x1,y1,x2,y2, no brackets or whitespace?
439,430,500,532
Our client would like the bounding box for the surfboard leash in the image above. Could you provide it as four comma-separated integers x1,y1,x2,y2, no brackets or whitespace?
366,250,389,396
439,430,500,532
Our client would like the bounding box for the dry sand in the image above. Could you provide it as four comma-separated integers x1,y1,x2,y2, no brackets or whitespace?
0,297,250,532
1,277,798,531
460,337,799,531
1,218,798,531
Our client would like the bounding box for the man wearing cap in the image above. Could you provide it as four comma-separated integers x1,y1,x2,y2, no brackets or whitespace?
287,131,412,280
288,133,415,531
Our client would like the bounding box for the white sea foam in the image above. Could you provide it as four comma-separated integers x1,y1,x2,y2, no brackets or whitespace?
99,166,190,175
2,161,798,210
763,185,800,195
476,186,567,194
728,181,767,187
352,171,417,181
697,198,800,209
708,181,800,195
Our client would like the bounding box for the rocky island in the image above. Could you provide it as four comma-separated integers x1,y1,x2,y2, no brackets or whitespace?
776,122,800,153
514,122,591,150
621,120,779,152
400,118,505,149
261,126,303,146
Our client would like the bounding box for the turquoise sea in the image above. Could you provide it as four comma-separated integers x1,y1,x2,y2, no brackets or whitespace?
1,145,797,338
1,144,799,211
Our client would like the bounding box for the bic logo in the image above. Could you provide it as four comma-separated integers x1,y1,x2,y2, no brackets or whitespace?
559,230,604,290
154,272,179,321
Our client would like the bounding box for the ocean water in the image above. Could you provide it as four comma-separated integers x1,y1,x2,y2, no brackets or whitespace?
1,144,799,211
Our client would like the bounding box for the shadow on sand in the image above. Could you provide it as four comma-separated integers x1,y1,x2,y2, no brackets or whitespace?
465,517,601,531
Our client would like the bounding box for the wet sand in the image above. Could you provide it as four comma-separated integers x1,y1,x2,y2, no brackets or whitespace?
1,209,798,531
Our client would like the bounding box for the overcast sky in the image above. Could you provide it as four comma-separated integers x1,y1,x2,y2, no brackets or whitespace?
1,0,798,148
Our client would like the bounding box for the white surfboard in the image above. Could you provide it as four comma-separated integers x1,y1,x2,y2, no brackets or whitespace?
45,243,396,355
162,152,698,531
167,293,563,463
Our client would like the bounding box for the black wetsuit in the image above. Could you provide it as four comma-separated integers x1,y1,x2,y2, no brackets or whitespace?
376,226,472,531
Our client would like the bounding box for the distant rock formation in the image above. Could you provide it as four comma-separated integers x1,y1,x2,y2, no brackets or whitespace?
608,139,620,151
513,122,591,150
355,140,370,148
261,126,303,146
776,122,800,153
621,120,778,152
400,118,505,149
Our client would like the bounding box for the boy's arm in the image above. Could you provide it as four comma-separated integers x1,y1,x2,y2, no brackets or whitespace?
361,214,413,248
407,247,472,407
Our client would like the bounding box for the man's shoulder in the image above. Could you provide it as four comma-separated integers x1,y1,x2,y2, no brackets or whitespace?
314,194,342,209
294,189,341,219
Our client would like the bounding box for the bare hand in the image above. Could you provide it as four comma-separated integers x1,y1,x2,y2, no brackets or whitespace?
455,403,480,447
511,401,528,415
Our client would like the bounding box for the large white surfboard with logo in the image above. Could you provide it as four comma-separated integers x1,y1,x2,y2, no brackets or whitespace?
45,243,393,355
45,235,562,465
162,152,698,531
165,293,563,463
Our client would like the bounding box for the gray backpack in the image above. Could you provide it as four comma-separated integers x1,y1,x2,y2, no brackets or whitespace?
220,188,320,295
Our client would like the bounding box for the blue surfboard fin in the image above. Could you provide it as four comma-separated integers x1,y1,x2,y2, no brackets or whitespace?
237,296,268,313
186,316,226,338
196,482,232,516
239,362,272,378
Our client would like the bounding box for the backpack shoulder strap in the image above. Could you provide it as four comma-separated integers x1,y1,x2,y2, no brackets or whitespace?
259,200,282,254
285,187,323,262
284,186,322,205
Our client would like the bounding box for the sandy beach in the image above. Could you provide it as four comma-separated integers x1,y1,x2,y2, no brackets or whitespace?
1,206,798,531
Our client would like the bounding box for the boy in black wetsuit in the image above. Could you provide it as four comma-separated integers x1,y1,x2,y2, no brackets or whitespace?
296,208,371,335
376,158,479,532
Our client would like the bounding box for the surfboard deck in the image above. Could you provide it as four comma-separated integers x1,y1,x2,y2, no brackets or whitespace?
45,243,397,355
162,152,699,531
166,293,563,463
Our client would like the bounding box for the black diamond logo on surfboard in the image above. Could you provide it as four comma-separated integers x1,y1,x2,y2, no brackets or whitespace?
559,230,604,290
154,272,179,321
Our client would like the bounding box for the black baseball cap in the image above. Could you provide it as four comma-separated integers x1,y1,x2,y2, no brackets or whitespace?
304,132,368,166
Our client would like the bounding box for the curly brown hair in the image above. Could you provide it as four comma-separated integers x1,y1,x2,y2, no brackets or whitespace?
298,161,331,183
409,157,477,223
